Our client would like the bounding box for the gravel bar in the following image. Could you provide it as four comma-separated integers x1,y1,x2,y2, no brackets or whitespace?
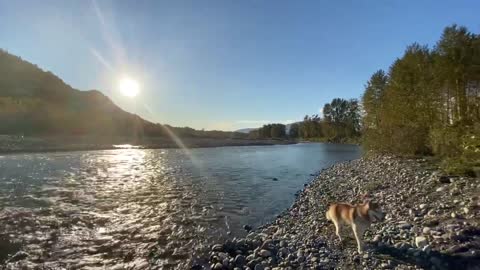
197,155,480,270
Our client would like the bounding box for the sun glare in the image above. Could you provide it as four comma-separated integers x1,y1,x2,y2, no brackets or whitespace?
119,77,140,97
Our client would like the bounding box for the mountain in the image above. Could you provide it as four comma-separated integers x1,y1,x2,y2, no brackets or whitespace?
235,123,301,135
0,50,245,140
0,49,157,136
234,128,258,134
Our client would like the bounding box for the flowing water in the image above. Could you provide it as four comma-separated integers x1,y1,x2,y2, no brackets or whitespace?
0,143,360,269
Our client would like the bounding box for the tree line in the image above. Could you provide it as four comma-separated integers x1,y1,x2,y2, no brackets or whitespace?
248,98,361,143
250,24,479,175
248,123,287,139
362,24,480,175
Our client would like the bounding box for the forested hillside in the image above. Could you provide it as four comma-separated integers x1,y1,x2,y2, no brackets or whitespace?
0,50,246,140
362,25,480,174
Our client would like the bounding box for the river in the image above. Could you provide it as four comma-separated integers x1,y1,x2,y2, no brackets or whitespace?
0,143,360,269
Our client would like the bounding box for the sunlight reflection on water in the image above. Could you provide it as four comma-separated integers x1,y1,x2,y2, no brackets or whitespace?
0,144,360,269
112,144,141,149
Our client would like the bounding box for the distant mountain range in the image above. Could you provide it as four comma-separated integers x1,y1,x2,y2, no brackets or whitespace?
235,123,300,134
234,128,258,134
0,49,245,140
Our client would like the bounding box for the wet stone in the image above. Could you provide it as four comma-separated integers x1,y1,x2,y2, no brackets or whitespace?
235,255,246,266
212,244,223,252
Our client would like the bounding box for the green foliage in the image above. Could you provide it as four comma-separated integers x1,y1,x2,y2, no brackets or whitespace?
362,25,480,174
321,98,361,142
284,98,361,143
288,123,299,138
250,124,286,139
437,124,480,175
362,70,388,150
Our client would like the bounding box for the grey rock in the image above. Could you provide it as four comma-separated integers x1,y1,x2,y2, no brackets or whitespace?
287,254,295,261
218,252,228,260
415,236,428,248
438,176,451,184
235,255,246,266
212,244,223,252
278,247,288,257
201,156,480,270
296,249,304,257
243,225,253,232
397,221,412,230
222,258,229,267
7,251,29,263
258,249,271,258
254,264,264,270
372,234,382,243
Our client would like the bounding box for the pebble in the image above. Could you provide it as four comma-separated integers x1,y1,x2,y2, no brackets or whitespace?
254,265,264,270
415,236,428,248
243,225,253,232
397,221,412,230
212,244,223,252
7,251,29,263
436,186,448,192
235,255,246,266
201,155,480,270
258,249,271,258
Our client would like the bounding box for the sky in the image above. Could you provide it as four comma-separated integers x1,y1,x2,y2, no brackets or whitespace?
0,1,479,131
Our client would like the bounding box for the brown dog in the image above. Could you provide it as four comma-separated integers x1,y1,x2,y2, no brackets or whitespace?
326,198,385,253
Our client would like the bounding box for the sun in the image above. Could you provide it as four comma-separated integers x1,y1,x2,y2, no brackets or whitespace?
119,77,140,97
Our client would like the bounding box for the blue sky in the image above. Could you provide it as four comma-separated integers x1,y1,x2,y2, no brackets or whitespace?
0,1,479,130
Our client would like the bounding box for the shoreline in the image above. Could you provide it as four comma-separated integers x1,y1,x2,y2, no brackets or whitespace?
0,136,296,155
199,155,480,270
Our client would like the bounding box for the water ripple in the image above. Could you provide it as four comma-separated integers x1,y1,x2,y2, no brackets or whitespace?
0,144,360,269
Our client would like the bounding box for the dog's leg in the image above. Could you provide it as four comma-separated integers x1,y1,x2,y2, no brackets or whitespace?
333,220,342,241
352,224,365,253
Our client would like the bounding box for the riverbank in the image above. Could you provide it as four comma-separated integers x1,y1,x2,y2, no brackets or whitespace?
0,135,295,154
297,137,361,145
199,155,480,270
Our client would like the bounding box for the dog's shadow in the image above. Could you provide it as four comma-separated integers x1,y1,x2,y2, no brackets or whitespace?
372,244,480,270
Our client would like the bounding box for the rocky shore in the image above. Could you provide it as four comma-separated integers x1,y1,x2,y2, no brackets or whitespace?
199,155,480,270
